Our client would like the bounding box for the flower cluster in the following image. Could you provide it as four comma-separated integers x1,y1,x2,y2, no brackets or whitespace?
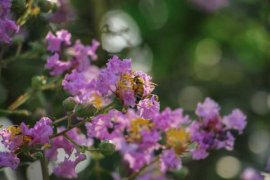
0,0,19,43
0,28,247,179
190,98,246,159
42,29,248,178
45,30,99,76
46,127,91,178
0,117,53,169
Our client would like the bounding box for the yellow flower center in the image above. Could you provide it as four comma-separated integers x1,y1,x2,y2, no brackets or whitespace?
166,128,190,155
8,126,21,139
92,93,103,109
129,118,152,141
7,126,32,145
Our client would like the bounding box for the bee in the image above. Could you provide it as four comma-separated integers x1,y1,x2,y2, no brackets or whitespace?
133,75,158,104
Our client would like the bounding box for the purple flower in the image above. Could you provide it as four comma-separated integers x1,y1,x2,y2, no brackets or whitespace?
0,118,52,152
124,151,152,172
87,39,100,61
138,96,160,120
0,0,19,43
0,152,20,170
192,146,209,160
153,107,190,131
46,127,92,160
69,40,100,68
160,149,181,173
21,117,53,146
190,98,247,160
53,153,86,179
0,0,11,17
86,110,128,141
62,66,100,100
26,117,53,145
223,109,247,134
0,18,19,44
0,126,23,151
139,130,161,150
195,97,220,121
96,56,132,95
241,168,264,180
45,30,100,76
45,53,71,76
86,114,114,140
46,30,71,52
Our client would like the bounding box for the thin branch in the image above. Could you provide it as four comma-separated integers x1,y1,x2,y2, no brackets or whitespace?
53,115,68,125
0,109,31,116
127,156,160,180
40,151,50,180
50,117,93,139
63,134,82,149
8,90,33,111
8,79,60,111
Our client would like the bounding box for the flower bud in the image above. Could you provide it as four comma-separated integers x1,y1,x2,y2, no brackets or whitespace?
63,97,77,111
33,152,43,160
75,104,95,117
31,76,47,90
98,141,115,156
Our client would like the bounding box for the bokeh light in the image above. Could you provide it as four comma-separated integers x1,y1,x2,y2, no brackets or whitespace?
216,156,241,179
100,10,142,53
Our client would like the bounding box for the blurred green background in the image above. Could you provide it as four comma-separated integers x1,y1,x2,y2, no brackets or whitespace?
2,0,270,179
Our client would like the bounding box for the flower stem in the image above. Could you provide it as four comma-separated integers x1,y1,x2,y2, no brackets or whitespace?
50,101,116,139
0,109,31,116
63,134,82,149
50,116,93,139
40,151,50,180
8,90,33,111
53,115,68,125
127,156,160,180
8,79,60,111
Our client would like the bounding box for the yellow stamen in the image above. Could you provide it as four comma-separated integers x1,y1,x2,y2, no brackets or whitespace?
166,128,190,155
129,118,152,141
92,93,103,109
8,126,21,138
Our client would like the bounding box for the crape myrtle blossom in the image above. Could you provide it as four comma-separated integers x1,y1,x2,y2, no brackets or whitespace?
0,152,20,170
46,30,71,52
160,149,181,173
53,153,86,179
240,158,270,180
0,117,53,169
45,30,100,76
0,0,19,43
46,127,92,160
0,27,247,179
0,117,53,151
241,168,264,180
190,98,247,160
95,56,156,106
45,127,92,178
85,98,189,172
61,52,157,107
